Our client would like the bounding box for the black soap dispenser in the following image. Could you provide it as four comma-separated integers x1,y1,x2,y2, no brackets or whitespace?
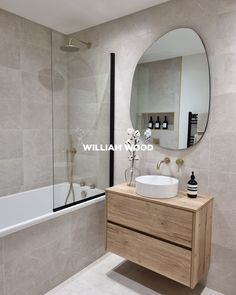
187,171,198,198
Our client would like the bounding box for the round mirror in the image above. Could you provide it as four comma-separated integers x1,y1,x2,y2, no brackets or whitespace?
130,28,210,150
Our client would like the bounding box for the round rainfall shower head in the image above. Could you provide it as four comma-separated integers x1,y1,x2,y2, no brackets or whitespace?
60,39,79,52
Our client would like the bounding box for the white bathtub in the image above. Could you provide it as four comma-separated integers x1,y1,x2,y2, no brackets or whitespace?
0,182,105,237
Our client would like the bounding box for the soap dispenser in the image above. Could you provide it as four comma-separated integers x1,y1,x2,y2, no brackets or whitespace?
187,171,198,198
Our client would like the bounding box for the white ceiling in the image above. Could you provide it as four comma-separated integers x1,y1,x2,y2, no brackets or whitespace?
139,28,205,63
0,0,170,34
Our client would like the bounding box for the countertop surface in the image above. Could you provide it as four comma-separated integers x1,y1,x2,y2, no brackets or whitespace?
106,183,213,212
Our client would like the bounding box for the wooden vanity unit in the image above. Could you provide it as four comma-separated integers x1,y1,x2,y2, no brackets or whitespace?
105,184,213,288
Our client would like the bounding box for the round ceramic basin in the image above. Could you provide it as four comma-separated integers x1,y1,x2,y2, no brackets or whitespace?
135,175,178,198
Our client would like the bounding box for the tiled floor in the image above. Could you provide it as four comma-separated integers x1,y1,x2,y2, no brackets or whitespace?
46,253,224,295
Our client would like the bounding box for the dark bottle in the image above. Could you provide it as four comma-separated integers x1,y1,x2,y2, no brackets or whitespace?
148,116,153,129
187,171,198,198
155,116,161,129
162,116,168,129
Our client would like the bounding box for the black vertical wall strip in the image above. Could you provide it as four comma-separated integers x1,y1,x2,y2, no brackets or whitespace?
109,53,115,187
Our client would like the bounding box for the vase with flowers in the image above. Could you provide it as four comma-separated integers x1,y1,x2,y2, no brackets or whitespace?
124,128,141,186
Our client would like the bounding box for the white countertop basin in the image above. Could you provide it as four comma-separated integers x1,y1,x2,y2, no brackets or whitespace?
135,175,179,198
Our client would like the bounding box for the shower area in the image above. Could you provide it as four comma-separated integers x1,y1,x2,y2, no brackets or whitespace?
0,11,113,294
52,31,112,210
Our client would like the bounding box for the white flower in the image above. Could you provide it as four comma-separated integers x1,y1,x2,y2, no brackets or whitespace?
144,128,152,140
133,130,140,138
127,128,134,136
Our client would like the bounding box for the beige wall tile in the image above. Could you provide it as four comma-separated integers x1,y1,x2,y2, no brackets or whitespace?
0,100,21,129
0,9,20,41
23,155,52,187
0,159,23,190
21,71,52,104
20,42,50,74
218,0,236,15
0,39,20,69
0,130,23,160
0,66,21,101
22,101,52,129
23,129,52,157
0,9,56,194
0,263,5,295
20,18,51,50
214,53,236,95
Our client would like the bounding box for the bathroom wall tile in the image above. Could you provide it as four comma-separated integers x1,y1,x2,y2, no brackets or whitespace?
54,129,68,154
210,132,236,174
68,78,97,105
0,185,23,198
0,238,3,265
85,202,106,254
0,38,20,69
206,243,236,295
53,92,68,106
0,130,23,160
22,101,52,129
217,0,236,15
67,53,101,80
0,100,21,129
2,214,71,264
210,93,236,134
53,104,68,129
0,66,21,101
0,9,21,41
53,55,68,80
2,203,104,295
21,71,52,104
209,172,236,211
215,10,236,57
73,153,99,180
53,152,68,184
20,42,51,74
70,203,106,273
52,31,68,59
23,129,52,157
217,10,236,41
0,263,5,295
0,158,23,190
23,155,52,188
212,208,236,250
214,53,236,95
3,247,70,295
216,34,236,56
68,103,97,130
20,18,51,50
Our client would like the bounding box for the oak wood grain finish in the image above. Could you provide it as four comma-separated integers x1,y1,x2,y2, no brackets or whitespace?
106,184,213,289
191,201,213,288
106,184,213,212
107,222,191,287
107,192,193,248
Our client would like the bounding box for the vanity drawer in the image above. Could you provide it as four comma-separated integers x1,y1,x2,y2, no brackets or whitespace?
107,192,193,248
107,222,191,287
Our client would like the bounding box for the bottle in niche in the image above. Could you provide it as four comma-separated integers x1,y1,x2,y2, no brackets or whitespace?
148,116,153,129
187,171,198,198
155,116,161,129
162,116,168,129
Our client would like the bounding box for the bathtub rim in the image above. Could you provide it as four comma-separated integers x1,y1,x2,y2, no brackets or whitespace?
0,195,105,238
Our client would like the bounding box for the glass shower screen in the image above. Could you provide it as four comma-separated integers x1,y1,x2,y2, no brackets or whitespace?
51,31,113,210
